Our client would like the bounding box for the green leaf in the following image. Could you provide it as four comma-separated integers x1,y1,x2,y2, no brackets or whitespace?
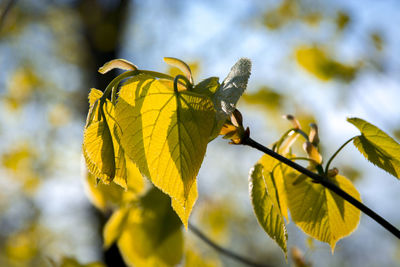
115,74,216,227
192,77,220,97
348,117,400,179
118,188,183,267
249,162,287,258
285,174,361,252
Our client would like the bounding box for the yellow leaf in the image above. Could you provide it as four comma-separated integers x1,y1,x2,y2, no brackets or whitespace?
118,188,184,267
348,117,400,180
88,88,103,106
116,74,215,226
83,169,124,212
249,163,287,258
84,88,137,189
285,174,361,252
83,88,116,183
258,154,290,221
103,207,130,249
171,180,197,229
83,117,115,184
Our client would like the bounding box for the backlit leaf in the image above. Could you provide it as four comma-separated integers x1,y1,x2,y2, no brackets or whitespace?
285,174,361,251
83,113,115,184
259,154,290,220
249,163,287,257
118,188,183,267
348,117,400,180
83,169,123,212
116,74,215,227
103,207,130,249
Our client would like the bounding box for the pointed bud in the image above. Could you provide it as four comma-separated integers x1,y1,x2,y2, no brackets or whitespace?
327,168,339,178
309,123,320,146
284,114,301,129
303,141,322,164
98,59,138,74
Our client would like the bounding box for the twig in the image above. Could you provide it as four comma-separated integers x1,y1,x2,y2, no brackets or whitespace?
188,222,271,267
242,136,400,239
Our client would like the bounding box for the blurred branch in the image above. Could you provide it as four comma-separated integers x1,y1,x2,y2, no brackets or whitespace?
189,222,271,267
0,0,17,31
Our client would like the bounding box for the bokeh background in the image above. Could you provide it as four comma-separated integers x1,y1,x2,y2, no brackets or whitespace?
1,0,400,266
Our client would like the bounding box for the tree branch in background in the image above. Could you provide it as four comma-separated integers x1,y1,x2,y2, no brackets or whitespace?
189,222,271,267
0,0,17,31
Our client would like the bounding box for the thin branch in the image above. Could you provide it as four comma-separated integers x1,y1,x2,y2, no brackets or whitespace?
0,0,17,31
242,136,400,239
188,222,271,267
324,136,355,175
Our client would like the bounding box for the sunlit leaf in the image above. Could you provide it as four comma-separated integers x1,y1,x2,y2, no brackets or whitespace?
118,188,183,267
171,180,197,229
285,173,361,251
83,169,124,212
103,207,130,249
98,59,138,74
83,102,115,184
249,163,287,257
348,117,400,180
116,74,215,227
259,154,290,220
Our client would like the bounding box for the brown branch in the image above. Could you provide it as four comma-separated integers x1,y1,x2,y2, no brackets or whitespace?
189,222,272,267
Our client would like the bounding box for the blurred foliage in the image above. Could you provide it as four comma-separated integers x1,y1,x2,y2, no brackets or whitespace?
295,45,360,82
58,257,105,267
335,11,350,31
